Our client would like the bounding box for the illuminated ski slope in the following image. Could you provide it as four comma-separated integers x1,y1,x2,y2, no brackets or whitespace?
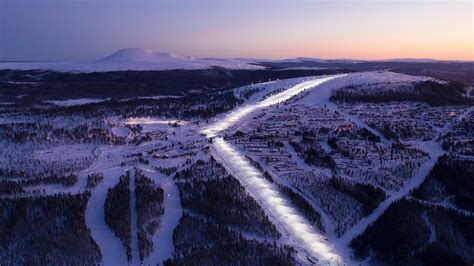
201,75,342,137
203,75,345,264
212,137,342,263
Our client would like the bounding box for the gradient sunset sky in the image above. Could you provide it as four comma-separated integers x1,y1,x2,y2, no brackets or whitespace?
0,0,472,61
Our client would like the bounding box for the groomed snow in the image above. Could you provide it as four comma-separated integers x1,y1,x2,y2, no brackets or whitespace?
212,137,343,264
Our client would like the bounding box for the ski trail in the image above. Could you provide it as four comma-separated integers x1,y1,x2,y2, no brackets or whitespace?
130,171,139,265
85,167,128,266
202,75,344,137
146,172,182,265
212,138,342,264
203,75,346,264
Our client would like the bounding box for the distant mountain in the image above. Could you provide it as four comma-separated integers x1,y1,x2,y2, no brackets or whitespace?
96,48,187,63
263,57,467,64
0,48,265,72
93,48,266,71
1,49,470,73
376,58,441,63
268,57,362,64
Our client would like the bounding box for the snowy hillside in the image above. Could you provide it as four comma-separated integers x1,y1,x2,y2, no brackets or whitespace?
0,48,265,72
298,71,433,103
295,71,469,106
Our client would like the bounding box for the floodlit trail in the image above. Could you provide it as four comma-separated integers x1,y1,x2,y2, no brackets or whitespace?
202,75,342,137
212,138,342,264
203,75,345,264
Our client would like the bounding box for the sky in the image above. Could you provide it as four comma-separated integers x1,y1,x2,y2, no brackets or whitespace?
0,0,472,61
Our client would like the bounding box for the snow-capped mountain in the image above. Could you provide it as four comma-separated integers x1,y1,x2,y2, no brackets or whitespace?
0,48,265,72
93,48,265,71
96,49,187,63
